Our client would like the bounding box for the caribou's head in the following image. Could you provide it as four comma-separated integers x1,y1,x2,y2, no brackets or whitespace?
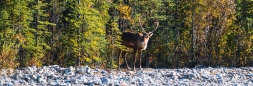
139,21,159,50
139,33,150,50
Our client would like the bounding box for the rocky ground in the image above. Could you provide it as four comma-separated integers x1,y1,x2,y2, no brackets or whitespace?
0,65,253,86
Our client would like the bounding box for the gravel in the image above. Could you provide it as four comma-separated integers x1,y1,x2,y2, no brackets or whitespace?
0,65,253,86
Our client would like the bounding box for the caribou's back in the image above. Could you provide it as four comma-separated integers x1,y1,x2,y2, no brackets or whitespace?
121,32,148,49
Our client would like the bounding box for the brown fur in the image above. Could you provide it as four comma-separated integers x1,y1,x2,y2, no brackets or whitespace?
118,32,152,70
118,20,159,70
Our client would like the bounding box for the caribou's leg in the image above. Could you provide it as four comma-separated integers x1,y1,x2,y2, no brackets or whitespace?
118,49,122,70
139,50,143,70
122,51,130,70
133,49,138,71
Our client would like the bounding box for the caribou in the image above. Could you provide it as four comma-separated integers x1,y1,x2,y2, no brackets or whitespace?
118,16,159,70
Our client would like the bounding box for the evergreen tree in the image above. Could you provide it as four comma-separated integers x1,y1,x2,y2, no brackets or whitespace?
0,0,33,68
19,0,53,67
59,0,110,67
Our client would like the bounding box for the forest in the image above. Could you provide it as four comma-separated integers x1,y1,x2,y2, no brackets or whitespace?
0,0,252,69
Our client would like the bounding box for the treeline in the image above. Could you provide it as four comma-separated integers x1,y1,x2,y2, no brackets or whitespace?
0,0,252,69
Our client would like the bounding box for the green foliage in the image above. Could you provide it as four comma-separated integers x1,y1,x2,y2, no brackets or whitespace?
0,0,31,68
0,42,20,69
0,0,252,68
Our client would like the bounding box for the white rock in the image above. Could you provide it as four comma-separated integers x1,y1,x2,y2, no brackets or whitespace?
37,68,44,74
201,73,210,80
77,68,85,74
101,70,107,75
61,68,67,74
231,74,238,81
189,73,196,79
5,82,13,86
30,75,37,81
1,65,253,85
37,76,46,83
71,79,78,84
216,73,224,84
52,65,60,68
31,66,37,70
69,66,75,72
126,71,133,76
101,77,108,84
85,66,91,74
120,80,128,86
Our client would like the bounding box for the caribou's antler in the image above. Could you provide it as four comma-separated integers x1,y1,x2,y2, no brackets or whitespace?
151,20,159,33
138,14,145,32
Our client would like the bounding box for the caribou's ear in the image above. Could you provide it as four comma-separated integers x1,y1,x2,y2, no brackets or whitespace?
149,32,153,36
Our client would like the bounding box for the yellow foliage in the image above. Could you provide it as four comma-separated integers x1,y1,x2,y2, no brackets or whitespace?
27,58,42,67
84,57,92,63
118,4,131,20
0,42,20,69
15,33,26,43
